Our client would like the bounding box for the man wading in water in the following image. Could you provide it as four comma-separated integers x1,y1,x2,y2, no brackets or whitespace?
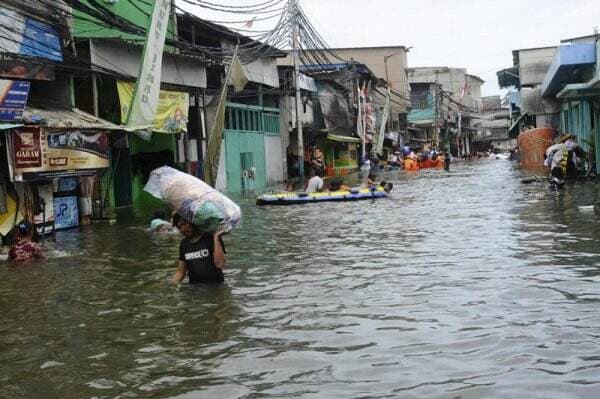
171,213,226,284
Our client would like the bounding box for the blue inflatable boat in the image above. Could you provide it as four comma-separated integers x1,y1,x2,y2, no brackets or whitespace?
256,187,389,206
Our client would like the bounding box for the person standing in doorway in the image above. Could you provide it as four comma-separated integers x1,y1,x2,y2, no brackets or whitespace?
311,147,326,177
172,214,226,284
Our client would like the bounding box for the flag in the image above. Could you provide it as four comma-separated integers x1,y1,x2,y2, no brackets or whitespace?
204,46,240,187
375,89,391,156
228,55,248,92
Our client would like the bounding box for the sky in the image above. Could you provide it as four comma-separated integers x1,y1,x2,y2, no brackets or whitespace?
180,0,600,97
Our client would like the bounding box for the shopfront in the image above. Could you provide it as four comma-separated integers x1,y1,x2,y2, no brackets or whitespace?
2,106,119,236
324,134,360,176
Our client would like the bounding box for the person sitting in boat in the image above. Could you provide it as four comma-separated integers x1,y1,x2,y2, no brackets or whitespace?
305,170,324,193
328,177,351,192
285,182,295,192
388,151,402,169
367,173,377,187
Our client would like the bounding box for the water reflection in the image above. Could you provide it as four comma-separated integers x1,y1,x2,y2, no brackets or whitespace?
2,159,600,398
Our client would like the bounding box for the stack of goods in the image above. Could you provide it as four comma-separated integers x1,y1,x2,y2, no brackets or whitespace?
144,166,241,233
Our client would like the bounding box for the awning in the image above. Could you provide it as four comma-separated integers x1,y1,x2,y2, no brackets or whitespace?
497,65,520,88
22,107,122,130
557,77,600,99
0,123,23,130
409,119,435,127
327,133,361,143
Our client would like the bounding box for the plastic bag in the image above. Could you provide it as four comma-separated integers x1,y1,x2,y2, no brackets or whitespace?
144,166,241,233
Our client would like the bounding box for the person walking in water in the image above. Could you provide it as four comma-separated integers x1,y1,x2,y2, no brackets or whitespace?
444,152,451,171
171,213,226,284
8,222,45,263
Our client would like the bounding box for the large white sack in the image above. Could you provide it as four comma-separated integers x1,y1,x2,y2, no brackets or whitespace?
144,166,241,233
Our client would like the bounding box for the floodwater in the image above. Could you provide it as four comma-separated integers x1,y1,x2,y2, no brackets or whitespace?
3,159,600,398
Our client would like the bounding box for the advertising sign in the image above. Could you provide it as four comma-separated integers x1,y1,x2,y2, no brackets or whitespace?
53,196,79,230
0,79,30,121
0,6,62,62
57,177,78,193
12,127,110,181
13,127,42,168
118,81,189,134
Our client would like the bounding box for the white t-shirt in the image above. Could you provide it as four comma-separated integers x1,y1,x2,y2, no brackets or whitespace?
306,176,324,193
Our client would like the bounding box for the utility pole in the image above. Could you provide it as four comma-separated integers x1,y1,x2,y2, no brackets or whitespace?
434,70,439,150
291,0,305,181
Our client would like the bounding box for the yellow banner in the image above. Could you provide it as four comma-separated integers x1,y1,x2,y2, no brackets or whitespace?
117,81,189,134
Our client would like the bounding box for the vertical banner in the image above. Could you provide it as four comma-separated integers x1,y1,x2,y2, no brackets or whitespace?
126,0,171,140
375,90,390,156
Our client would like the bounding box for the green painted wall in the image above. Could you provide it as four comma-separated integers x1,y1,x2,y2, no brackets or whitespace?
224,131,266,193
129,133,177,212
561,99,600,173
73,0,175,42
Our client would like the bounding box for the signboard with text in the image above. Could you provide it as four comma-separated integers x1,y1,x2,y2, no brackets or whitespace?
53,196,78,230
12,127,110,181
0,79,30,121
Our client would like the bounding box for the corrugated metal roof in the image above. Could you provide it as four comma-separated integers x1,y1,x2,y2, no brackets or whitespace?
22,107,121,130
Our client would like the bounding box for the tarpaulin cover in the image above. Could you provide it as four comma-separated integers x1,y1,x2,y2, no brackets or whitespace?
316,82,353,136
144,166,241,233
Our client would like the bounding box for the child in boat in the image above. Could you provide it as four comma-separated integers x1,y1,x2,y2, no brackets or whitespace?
328,178,351,192
367,173,377,187
285,182,295,192
8,222,45,263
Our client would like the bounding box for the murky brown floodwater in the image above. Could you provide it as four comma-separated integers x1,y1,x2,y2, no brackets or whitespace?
2,158,600,398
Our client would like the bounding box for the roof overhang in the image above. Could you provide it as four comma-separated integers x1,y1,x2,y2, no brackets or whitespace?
327,133,361,143
408,119,434,126
497,66,520,88
556,77,600,99
541,44,596,96
22,107,122,130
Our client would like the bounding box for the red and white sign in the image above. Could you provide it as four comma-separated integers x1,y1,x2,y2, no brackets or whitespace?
13,127,42,168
